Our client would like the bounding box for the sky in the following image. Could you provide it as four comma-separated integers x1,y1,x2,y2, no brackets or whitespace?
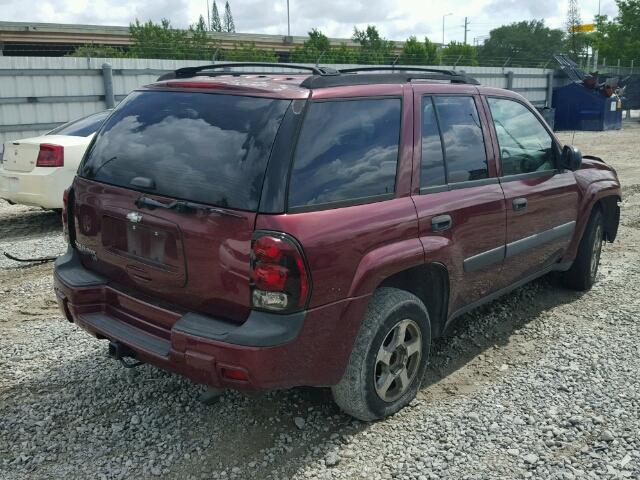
0,0,621,43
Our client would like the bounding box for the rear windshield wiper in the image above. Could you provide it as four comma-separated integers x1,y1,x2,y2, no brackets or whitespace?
135,196,245,219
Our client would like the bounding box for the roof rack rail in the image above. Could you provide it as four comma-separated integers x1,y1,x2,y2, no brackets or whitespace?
300,71,479,89
160,62,339,80
338,66,459,76
155,62,479,88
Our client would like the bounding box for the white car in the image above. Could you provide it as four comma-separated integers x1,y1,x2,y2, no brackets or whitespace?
0,110,110,210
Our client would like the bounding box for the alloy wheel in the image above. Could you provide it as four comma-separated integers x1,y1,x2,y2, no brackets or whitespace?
590,224,604,280
374,318,422,403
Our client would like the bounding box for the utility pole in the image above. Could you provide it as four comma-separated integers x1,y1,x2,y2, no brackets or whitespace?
287,0,291,37
463,17,469,45
442,13,452,47
207,0,211,30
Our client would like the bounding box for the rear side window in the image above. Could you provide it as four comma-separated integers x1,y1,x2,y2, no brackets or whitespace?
288,98,401,209
48,110,110,137
433,96,488,183
79,91,290,211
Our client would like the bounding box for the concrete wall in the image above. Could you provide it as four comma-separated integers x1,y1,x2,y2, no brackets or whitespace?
0,56,556,145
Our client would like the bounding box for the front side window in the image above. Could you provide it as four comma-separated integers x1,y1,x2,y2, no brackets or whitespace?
488,97,557,176
433,96,488,183
288,98,401,209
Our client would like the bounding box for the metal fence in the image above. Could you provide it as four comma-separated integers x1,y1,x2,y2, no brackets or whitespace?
0,56,556,145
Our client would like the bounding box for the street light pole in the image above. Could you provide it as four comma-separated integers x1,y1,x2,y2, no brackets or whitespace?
442,13,452,47
463,16,469,45
287,0,291,37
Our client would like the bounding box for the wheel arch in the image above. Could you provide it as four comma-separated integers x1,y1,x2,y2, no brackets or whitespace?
377,262,450,339
564,183,621,262
596,195,620,243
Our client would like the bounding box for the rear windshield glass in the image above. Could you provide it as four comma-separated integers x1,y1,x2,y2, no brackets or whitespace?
48,110,110,137
79,91,291,211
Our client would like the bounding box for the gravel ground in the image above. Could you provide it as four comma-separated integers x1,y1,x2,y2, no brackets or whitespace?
1,123,639,480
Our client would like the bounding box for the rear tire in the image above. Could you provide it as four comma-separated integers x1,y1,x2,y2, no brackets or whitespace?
331,287,431,421
563,208,604,291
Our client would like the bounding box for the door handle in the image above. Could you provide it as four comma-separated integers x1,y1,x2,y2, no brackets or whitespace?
431,214,452,232
512,198,528,212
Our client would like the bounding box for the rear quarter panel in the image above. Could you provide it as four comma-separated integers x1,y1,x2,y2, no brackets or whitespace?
255,197,421,307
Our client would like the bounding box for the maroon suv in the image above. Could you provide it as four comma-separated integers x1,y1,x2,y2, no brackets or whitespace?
54,64,621,420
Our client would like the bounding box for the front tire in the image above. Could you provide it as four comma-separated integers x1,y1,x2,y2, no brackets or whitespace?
563,208,604,291
331,288,431,421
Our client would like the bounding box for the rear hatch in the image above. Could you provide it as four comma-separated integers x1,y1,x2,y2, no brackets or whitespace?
73,89,292,323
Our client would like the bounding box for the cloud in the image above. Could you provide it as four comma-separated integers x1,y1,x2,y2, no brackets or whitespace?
132,0,193,26
0,0,620,42
482,0,561,20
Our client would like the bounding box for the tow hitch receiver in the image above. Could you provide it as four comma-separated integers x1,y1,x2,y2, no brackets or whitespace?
108,341,144,369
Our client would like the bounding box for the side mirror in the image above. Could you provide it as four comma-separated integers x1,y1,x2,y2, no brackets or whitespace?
560,145,582,171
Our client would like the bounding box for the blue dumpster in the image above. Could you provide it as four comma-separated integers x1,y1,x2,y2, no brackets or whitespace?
537,107,555,131
552,82,622,131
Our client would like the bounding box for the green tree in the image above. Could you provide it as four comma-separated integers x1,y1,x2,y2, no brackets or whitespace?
441,41,478,66
592,0,640,65
128,18,216,60
221,43,277,62
290,29,331,63
195,15,207,35
478,20,566,66
400,36,439,65
329,43,357,64
566,0,589,60
187,15,213,59
67,44,126,58
211,0,222,32
129,19,189,59
223,1,236,33
352,25,395,64
423,38,439,64
289,29,357,64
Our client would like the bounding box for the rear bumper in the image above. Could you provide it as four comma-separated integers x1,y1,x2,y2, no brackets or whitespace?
53,248,370,390
0,166,72,209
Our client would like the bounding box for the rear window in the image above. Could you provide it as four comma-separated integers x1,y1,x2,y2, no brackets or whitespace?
48,111,110,137
80,91,291,211
288,98,401,209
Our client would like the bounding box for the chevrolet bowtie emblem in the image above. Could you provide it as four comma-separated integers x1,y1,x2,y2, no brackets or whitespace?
126,212,143,223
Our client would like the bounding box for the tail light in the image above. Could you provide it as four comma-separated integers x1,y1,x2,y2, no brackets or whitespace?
36,144,64,167
250,232,311,313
